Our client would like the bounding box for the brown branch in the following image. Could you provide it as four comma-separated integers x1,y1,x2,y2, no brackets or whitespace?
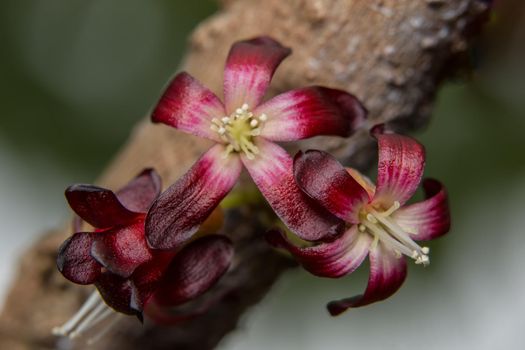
0,0,489,349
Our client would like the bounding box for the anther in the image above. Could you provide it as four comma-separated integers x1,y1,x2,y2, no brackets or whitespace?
421,247,430,254
259,113,268,121
250,119,258,127
241,103,249,110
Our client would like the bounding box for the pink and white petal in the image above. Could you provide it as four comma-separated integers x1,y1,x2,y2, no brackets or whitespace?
153,235,233,307
242,139,344,241
65,185,139,229
374,132,426,207
393,178,451,241
146,145,242,250
294,150,370,223
327,242,407,315
256,87,366,142
91,218,153,278
57,232,101,285
223,36,291,113
266,227,371,278
152,72,225,142
116,168,162,213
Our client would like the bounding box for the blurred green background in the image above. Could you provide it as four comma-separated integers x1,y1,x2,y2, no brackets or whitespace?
1,1,523,349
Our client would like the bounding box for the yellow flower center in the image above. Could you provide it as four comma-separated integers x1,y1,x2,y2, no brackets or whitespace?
358,201,430,266
210,103,267,159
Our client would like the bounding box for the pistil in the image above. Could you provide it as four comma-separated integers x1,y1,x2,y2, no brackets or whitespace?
210,103,267,159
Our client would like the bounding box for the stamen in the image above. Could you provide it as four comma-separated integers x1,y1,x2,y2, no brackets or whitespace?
52,290,119,343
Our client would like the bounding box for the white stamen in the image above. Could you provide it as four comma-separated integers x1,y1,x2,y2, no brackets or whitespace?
259,113,268,121
250,119,259,127
241,103,249,110
221,116,230,124
218,127,226,135
422,246,430,254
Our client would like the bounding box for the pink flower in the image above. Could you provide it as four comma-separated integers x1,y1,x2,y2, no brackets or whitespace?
266,127,451,315
146,36,366,249
57,169,233,319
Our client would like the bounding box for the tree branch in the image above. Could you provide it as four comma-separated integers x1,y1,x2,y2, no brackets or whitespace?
0,0,489,349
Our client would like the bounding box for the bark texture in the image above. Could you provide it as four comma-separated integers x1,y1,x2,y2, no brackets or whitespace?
0,0,489,349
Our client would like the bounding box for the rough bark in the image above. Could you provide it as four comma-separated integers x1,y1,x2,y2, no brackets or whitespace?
0,0,489,349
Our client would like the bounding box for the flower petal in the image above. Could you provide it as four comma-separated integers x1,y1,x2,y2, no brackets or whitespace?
223,36,291,113
91,218,153,278
293,150,370,223
327,242,407,315
256,87,366,142
57,232,101,285
241,139,344,241
153,235,233,307
393,178,451,241
95,272,137,316
266,227,371,278
374,132,426,207
146,145,242,250
151,72,225,142
65,185,139,229
116,168,162,213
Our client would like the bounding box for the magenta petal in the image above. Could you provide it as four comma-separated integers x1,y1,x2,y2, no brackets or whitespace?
146,145,242,250
91,219,153,278
256,87,366,142
393,178,451,241
153,235,233,307
223,36,291,113
65,185,139,229
57,232,101,285
374,132,426,207
152,72,225,142
266,227,371,278
95,272,137,316
116,168,162,213
327,243,407,315
242,139,344,241
294,150,370,223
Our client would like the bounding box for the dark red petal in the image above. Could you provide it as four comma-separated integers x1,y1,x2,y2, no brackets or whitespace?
116,168,162,213
65,185,139,229
241,139,344,241
91,218,153,278
95,272,137,316
153,235,233,307
151,72,225,142
373,131,426,207
266,227,371,278
130,251,176,312
294,150,370,224
393,178,451,241
223,36,291,113
256,87,366,142
327,242,407,315
146,145,242,250
57,232,101,285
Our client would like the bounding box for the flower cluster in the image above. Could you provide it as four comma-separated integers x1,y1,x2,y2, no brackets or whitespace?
55,35,450,341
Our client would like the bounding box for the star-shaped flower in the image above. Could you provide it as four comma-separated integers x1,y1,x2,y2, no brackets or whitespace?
267,128,451,315
146,36,366,249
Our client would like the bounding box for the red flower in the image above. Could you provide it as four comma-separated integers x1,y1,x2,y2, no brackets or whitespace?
267,127,451,315
146,36,366,250
56,169,233,319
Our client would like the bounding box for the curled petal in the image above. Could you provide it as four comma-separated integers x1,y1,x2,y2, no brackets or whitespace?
65,185,139,229
242,139,344,241
393,178,451,241
91,219,153,278
374,131,426,207
57,232,101,285
266,227,371,278
95,272,137,316
153,235,233,307
223,36,291,113
257,87,366,142
327,242,407,315
146,145,242,250
294,150,370,223
116,168,162,213
152,72,225,142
